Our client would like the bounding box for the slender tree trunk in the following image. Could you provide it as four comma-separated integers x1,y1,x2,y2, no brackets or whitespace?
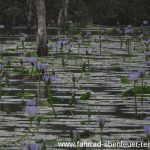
26,0,33,34
63,0,69,31
57,0,69,34
36,0,48,56
57,8,63,35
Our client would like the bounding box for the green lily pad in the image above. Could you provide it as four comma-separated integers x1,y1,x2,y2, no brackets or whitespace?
80,130,94,138
40,100,49,106
46,139,57,146
17,91,35,97
121,77,131,84
80,92,91,100
47,96,62,104
13,67,29,74
26,51,37,57
121,86,150,96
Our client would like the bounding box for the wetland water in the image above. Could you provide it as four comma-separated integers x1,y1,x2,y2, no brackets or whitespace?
0,28,149,150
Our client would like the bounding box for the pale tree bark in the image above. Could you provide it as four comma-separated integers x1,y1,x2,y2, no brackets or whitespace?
36,0,48,56
63,0,69,29
57,8,63,35
57,0,69,34
26,0,33,34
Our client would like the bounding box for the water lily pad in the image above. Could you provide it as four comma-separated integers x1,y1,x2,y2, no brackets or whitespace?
121,77,131,84
80,92,91,100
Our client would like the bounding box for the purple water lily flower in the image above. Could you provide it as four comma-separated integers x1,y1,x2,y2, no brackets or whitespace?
144,98,150,101
26,99,36,106
25,99,37,117
143,20,148,25
144,117,150,136
124,25,134,34
27,57,37,66
144,51,150,56
128,72,140,81
137,69,145,76
144,61,150,66
25,106,37,117
24,143,40,150
144,39,150,45
20,36,25,42
42,74,56,84
36,64,48,74
57,40,69,46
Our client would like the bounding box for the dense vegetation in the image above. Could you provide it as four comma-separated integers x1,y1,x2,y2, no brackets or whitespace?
0,0,150,27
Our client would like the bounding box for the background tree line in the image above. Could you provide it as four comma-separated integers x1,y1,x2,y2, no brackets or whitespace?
0,0,150,27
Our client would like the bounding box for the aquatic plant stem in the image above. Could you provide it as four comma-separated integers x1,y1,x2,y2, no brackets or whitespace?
30,66,34,80
141,76,144,106
16,119,32,143
21,79,24,98
47,84,57,118
134,81,137,116
78,45,80,56
119,37,122,49
100,128,103,150
87,55,89,65
73,81,75,89
0,76,2,100
1,50,3,61
100,35,102,53
38,72,41,105
56,45,58,56
22,41,24,48
87,108,91,125
60,48,65,67
36,122,40,134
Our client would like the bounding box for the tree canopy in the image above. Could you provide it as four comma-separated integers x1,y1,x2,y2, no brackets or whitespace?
0,0,150,27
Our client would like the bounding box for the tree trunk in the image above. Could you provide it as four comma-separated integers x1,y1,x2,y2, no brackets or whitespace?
36,0,48,56
26,0,33,34
57,8,63,35
63,0,69,31
57,0,69,34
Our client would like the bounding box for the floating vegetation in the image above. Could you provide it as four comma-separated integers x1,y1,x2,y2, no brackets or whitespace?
0,24,150,149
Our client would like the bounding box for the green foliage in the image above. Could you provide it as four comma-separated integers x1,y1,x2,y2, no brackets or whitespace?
80,92,91,100
40,100,49,106
1,0,150,27
80,121,86,125
36,115,50,122
80,130,94,138
46,139,57,146
26,51,37,57
13,67,29,74
17,91,35,97
121,77,131,84
47,96,62,104
121,86,150,96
